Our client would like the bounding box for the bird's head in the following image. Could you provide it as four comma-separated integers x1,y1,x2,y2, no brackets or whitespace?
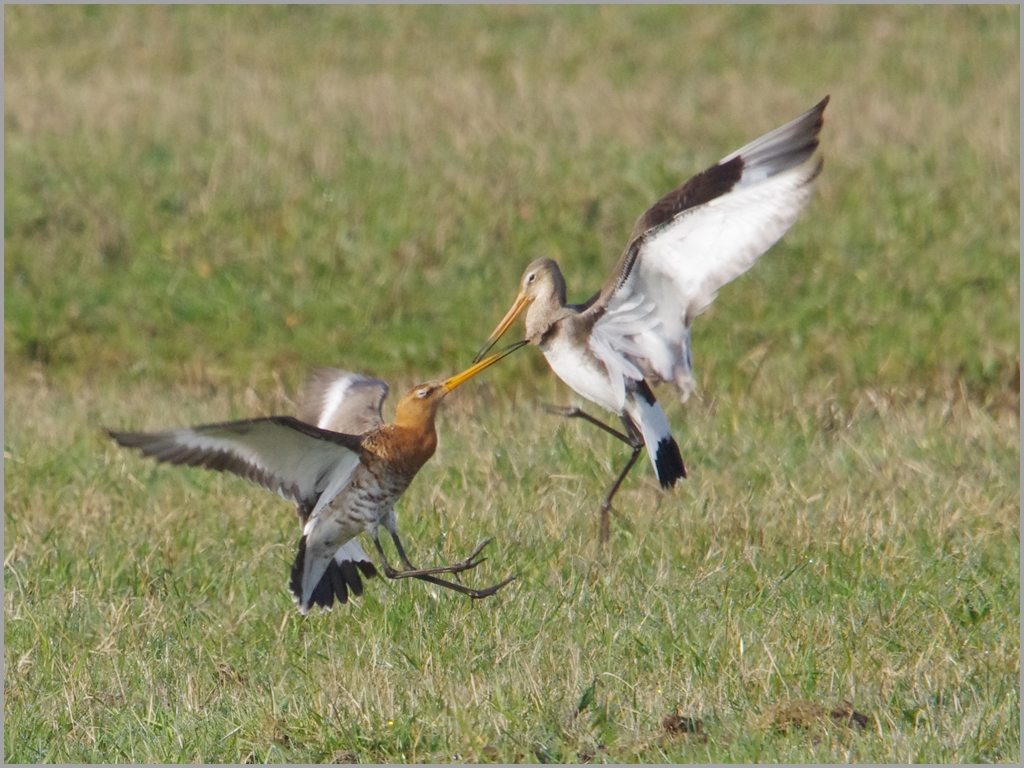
516,257,566,305
473,258,566,362
394,341,527,429
393,381,449,427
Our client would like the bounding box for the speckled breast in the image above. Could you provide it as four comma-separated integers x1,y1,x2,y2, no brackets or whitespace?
331,460,414,534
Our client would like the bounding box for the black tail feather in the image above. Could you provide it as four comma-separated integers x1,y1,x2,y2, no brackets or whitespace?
289,536,307,603
290,535,380,613
625,381,686,489
337,560,362,598
328,562,351,605
654,437,686,488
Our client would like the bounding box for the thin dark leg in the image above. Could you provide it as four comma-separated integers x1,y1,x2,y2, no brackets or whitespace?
545,405,647,543
599,444,642,544
389,533,492,577
372,534,516,599
399,571,517,600
542,404,633,444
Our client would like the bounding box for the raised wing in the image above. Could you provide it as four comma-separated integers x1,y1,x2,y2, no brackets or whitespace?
298,368,388,435
592,96,828,401
109,416,364,522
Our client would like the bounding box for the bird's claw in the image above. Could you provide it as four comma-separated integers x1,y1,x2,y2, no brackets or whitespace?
387,538,494,580
457,537,493,567
380,538,514,599
468,573,518,599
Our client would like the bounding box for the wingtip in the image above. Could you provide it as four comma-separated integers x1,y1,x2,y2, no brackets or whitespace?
807,95,830,133
107,428,131,445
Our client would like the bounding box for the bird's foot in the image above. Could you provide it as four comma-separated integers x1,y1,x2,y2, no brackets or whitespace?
382,538,517,599
385,538,494,580
413,572,518,600
464,573,518,599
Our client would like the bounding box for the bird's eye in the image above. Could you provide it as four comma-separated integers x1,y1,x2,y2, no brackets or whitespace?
417,388,429,399
526,272,536,285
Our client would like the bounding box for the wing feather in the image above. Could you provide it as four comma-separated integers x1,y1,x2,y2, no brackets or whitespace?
298,368,388,435
109,416,364,519
590,97,828,401
639,155,822,323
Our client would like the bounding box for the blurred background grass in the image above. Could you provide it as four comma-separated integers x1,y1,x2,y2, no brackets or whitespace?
4,5,1019,763
5,5,1018,398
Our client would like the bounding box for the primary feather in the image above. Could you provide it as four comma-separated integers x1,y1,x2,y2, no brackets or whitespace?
592,96,828,402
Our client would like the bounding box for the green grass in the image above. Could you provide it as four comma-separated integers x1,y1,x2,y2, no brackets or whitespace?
5,5,1020,763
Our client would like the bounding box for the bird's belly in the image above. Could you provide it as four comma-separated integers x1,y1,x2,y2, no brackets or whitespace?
319,468,407,544
542,336,622,415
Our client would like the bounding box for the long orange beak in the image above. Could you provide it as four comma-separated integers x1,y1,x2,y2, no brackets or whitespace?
472,292,530,363
444,340,528,392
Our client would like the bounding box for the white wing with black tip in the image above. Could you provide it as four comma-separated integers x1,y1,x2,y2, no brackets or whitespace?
298,368,388,436
109,416,364,523
593,96,828,402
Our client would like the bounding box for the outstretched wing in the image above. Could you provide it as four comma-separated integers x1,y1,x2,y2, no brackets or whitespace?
591,96,828,401
298,368,388,435
109,416,364,523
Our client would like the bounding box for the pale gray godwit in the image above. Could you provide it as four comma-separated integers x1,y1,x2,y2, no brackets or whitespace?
475,97,829,541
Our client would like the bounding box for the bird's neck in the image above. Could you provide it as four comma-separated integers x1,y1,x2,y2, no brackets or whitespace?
525,300,572,346
378,419,438,474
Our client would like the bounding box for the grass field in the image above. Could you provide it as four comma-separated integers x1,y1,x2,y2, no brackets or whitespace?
4,5,1020,763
